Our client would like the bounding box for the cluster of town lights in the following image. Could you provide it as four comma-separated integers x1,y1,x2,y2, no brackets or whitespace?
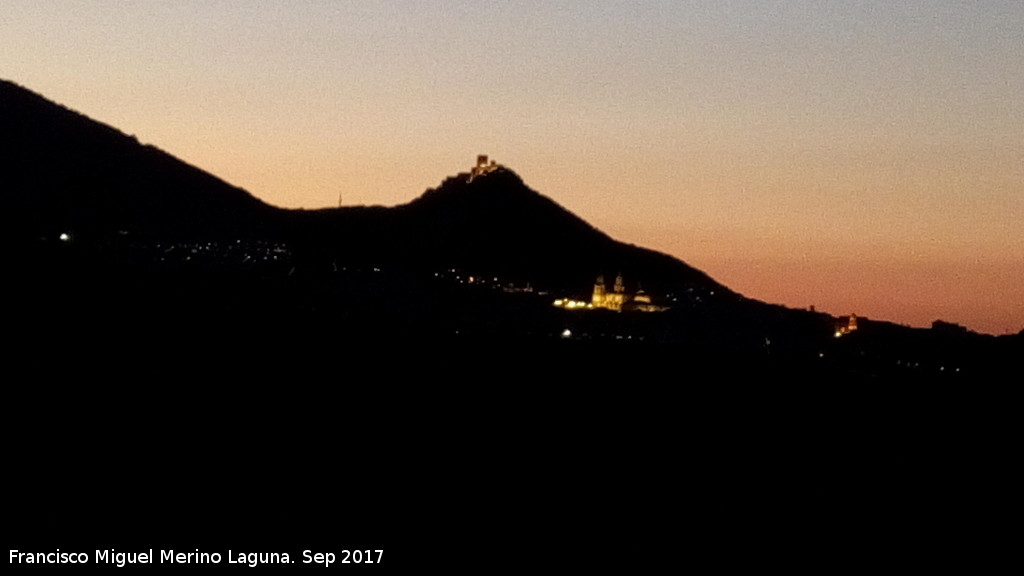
553,299,593,310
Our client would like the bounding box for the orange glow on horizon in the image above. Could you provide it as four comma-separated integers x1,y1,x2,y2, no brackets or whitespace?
3,2,1021,335
647,233,1024,336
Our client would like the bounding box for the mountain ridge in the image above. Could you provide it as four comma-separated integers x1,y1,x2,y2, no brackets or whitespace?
3,77,1018,379
1,77,727,299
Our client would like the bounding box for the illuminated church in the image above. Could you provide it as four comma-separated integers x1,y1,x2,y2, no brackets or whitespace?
591,274,666,313
592,274,628,311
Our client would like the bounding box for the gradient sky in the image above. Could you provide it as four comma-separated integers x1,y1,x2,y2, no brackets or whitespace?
3,1,1022,334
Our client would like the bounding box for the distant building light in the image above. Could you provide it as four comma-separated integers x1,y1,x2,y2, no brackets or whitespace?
561,329,572,339
835,314,859,336
59,233,71,242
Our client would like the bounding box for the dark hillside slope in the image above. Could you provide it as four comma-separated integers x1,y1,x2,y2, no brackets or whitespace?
0,79,277,242
288,168,730,298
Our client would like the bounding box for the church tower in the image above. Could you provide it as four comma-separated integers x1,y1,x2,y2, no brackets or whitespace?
592,275,606,307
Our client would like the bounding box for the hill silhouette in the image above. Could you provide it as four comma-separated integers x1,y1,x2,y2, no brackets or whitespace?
0,79,277,243
2,78,1018,380
1,78,724,297
287,166,729,299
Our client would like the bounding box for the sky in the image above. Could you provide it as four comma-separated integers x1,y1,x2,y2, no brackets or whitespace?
2,1,1022,334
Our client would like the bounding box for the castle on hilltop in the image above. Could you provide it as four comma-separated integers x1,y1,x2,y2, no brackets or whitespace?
468,154,502,182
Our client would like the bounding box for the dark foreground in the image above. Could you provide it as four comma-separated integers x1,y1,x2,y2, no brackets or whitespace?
6,245,1018,572
7,317,1015,572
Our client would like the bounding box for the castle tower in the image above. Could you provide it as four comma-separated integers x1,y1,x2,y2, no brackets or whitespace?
470,155,497,181
614,273,625,294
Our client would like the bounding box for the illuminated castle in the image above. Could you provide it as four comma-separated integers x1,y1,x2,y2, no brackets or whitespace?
468,154,502,181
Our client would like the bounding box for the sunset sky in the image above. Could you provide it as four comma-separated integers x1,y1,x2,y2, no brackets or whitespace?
3,1,1022,334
